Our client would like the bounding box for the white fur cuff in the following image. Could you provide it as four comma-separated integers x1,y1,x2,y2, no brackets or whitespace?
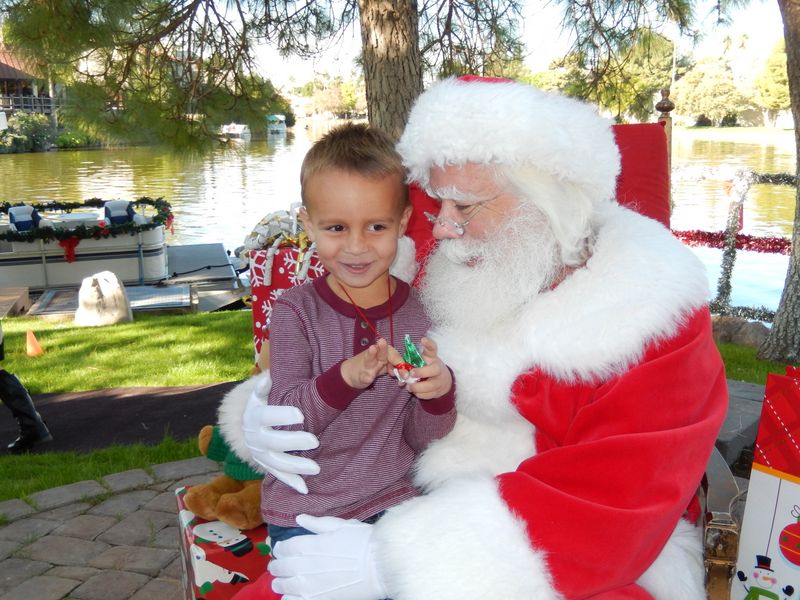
372,476,560,599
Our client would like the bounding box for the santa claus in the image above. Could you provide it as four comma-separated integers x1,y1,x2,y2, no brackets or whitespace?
229,76,728,599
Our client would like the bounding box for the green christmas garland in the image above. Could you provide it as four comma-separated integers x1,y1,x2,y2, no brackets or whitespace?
0,197,173,243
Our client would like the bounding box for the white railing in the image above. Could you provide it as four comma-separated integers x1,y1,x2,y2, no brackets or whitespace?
0,95,60,114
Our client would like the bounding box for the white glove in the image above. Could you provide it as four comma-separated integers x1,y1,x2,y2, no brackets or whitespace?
269,514,388,600
241,380,320,494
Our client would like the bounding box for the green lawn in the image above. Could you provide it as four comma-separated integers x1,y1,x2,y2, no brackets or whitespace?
0,309,793,503
717,342,795,385
0,310,254,503
0,311,254,394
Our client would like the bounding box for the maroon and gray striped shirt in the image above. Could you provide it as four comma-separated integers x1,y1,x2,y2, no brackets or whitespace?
262,275,456,526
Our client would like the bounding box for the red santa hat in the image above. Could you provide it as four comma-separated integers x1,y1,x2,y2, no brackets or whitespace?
396,76,621,205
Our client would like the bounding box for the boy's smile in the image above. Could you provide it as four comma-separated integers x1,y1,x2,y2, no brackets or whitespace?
300,167,411,308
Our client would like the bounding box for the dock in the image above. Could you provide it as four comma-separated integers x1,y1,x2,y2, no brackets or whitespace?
9,243,247,318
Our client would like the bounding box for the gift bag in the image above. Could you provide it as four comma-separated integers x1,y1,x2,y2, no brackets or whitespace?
175,487,273,600
732,366,800,599
245,207,325,365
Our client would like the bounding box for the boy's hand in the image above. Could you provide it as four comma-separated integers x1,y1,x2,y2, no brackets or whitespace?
341,338,389,389
405,338,453,400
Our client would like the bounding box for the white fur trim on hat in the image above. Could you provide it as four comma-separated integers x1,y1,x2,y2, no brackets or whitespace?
397,77,621,204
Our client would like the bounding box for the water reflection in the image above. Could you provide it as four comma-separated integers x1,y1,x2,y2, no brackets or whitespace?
670,129,796,237
0,128,323,252
1,125,795,249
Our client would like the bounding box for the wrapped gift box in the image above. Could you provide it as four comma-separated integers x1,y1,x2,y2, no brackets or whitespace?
249,243,325,362
175,487,272,600
732,367,800,598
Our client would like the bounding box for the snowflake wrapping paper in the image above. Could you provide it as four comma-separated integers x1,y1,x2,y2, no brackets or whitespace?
249,246,325,360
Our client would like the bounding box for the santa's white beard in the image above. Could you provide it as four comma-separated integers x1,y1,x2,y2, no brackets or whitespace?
421,208,561,334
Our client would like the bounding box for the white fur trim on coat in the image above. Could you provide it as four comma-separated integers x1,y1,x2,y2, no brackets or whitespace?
218,371,271,472
638,519,706,599
377,474,704,600
373,475,561,599
397,77,621,205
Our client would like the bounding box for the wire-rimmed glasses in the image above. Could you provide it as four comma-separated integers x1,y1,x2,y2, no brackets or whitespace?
423,199,492,237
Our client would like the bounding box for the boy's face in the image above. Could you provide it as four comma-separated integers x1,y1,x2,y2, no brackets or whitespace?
300,168,411,304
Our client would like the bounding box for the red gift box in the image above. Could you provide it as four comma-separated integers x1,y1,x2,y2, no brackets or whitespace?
752,368,800,478
249,244,325,361
176,487,273,600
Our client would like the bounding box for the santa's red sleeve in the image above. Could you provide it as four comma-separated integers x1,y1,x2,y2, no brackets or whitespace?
501,307,726,597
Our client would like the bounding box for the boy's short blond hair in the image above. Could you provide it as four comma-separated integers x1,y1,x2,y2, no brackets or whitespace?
300,122,408,208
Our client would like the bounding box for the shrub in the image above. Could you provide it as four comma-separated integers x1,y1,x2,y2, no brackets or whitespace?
55,129,92,148
694,114,713,127
6,111,55,151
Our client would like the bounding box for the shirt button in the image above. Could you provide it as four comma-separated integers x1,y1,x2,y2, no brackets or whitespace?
360,338,369,347
360,321,368,329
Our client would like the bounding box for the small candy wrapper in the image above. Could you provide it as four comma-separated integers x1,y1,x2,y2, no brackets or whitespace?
393,334,426,384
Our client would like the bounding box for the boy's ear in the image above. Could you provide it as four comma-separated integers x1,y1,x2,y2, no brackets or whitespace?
398,204,413,237
299,206,315,242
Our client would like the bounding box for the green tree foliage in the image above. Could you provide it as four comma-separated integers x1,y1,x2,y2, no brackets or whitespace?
289,74,365,119
426,5,526,80
0,112,54,153
551,30,680,121
553,0,694,94
754,39,791,126
671,58,749,125
1,0,293,146
0,0,523,141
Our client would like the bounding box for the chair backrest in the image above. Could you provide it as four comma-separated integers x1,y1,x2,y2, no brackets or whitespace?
612,122,670,228
104,200,136,225
8,205,41,231
406,121,672,268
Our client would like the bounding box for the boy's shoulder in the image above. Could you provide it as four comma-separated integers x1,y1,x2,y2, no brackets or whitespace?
274,279,321,306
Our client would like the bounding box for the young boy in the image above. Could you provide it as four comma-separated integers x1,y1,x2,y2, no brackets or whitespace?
263,123,456,547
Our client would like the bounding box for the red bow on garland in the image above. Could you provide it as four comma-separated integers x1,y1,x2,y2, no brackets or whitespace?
58,236,81,263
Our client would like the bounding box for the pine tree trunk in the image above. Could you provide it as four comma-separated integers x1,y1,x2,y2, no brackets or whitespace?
357,0,423,140
758,0,800,363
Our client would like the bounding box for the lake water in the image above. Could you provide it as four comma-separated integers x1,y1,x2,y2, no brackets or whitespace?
0,124,796,311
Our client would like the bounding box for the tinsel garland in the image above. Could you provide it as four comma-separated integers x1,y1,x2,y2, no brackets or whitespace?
698,171,786,323
672,230,792,255
0,197,173,243
755,172,797,187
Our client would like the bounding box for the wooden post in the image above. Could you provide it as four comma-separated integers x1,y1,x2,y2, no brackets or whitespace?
656,88,675,171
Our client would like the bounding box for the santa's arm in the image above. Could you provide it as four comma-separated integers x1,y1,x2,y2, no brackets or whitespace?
373,308,727,599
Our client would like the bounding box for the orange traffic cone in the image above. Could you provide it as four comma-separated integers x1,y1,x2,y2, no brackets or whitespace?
26,330,44,357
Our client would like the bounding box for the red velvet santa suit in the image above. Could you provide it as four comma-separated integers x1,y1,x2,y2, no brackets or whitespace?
371,202,727,599
368,77,728,599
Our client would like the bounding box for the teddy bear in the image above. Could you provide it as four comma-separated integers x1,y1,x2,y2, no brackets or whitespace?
183,373,267,531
